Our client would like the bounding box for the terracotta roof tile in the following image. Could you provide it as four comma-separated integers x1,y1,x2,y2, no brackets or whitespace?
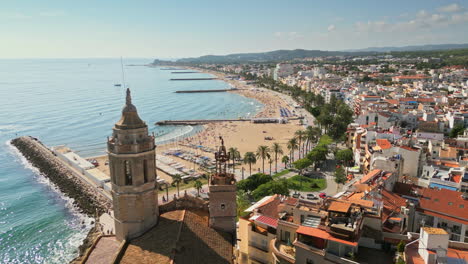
376,139,392,150
328,201,351,213
418,188,468,224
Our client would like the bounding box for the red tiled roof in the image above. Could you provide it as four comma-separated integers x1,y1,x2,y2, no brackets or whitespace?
385,99,398,105
284,197,298,206
296,226,358,247
255,215,278,228
359,169,382,184
381,189,407,224
376,139,392,150
328,201,351,213
395,75,430,79
257,195,280,218
418,188,468,224
399,146,419,152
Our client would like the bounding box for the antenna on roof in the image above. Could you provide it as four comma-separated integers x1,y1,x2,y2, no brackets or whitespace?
121,57,127,89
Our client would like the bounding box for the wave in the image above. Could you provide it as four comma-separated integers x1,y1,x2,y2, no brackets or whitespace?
5,140,94,263
154,125,196,144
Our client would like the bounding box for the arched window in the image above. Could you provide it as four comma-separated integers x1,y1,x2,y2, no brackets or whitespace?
124,160,132,185
143,160,148,183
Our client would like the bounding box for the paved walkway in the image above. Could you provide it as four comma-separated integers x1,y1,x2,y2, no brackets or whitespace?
85,236,120,264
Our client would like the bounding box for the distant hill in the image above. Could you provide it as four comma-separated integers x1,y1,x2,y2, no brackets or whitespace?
173,49,376,64
151,44,468,65
346,43,468,52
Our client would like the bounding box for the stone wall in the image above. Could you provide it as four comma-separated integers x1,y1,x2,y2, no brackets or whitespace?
159,195,209,215
11,136,112,216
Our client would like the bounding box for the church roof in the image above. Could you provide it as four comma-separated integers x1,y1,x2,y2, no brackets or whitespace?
115,88,146,130
119,209,233,264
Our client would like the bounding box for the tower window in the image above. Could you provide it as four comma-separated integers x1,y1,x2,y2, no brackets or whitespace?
125,160,132,185
143,160,148,183
221,204,226,210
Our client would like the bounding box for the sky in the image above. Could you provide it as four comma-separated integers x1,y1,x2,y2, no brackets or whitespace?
1,0,468,59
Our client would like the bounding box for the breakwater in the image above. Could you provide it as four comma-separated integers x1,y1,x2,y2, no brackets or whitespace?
156,119,250,126
175,89,240,93
11,136,112,216
170,78,217,81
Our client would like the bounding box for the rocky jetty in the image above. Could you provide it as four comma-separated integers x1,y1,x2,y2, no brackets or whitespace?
11,136,112,216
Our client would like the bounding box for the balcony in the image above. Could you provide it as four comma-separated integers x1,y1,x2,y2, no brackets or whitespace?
249,241,269,253
270,238,295,264
293,239,325,256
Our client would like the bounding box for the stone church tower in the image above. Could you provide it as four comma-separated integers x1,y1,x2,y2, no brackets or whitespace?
209,137,237,234
108,89,158,241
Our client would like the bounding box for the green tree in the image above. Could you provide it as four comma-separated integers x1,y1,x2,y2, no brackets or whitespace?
171,174,182,197
252,179,290,200
335,166,346,185
243,152,257,176
305,126,321,151
307,145,328,168
256,145,271,174
336,149,354,166
237,190,251,218
228,147,241,173
293,158,313,176
287,138,298,163
237,173,273,192
397,241,406,253
272,142,284,173
450,124,465,138
193,180,203,197
295,130,306,159
282,155,290,169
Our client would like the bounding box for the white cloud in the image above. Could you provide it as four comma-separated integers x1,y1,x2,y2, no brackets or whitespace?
274,32,282,37
327,24,336,32
355,8,467,34
437,3,465,13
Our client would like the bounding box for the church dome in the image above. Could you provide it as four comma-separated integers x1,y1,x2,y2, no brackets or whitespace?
115,88,147,129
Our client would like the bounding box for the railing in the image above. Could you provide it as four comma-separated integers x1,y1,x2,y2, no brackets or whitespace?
270,238,295,264
249,255,268,264
430,178,460,188
249,241,269,252
293,240,325,256
324,251,359,264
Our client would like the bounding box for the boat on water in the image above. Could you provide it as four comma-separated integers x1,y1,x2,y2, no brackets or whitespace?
114,83,122,87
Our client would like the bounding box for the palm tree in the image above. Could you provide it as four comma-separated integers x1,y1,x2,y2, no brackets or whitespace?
228,147,240,173
271,143,283,174
287,138,298,163
295,130,305,159
268,158,273,176
171,174,182,197
256,145,271,174
243,152,257,176
193,180,203,197
282,155,290,168
305,126,321,152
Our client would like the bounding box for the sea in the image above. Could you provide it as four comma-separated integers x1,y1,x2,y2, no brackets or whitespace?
0,58,263,263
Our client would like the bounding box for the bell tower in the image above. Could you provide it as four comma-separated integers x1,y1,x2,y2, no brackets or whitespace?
209,137,237,234
108,88,158,241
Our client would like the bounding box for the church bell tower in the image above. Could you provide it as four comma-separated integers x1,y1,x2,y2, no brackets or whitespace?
108,88,158,241
209,137,237,234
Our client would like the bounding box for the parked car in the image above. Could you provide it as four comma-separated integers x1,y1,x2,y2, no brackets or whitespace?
319,192,327,199
306,193,318,200
292,193,300,198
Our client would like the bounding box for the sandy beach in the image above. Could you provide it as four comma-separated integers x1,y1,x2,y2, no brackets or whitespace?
93,67,308,184
155,68,307,180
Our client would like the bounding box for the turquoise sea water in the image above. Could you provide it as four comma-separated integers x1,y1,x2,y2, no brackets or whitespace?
0,59,263,263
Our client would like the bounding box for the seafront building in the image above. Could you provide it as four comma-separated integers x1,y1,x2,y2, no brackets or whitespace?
190,58,468,263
